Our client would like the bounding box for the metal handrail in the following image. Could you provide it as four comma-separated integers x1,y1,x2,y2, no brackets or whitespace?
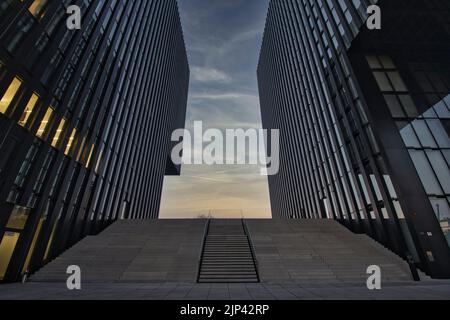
197,218,211,282
242,219,260,282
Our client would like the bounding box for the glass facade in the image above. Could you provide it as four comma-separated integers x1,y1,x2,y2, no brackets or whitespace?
258,0,450,278
367,56,450,247
0,0,189,282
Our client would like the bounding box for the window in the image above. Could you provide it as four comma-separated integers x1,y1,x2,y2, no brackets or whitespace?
36,107,53,138
430,198,450,222
51,118,66,147
64,128,77,155
410,150,442,195
384,94,405,118
412,120,437,148
398,95,418,117
28,0,49,20
393,201,405,219
434,100,450,119
85,143,95,168
387,72,407,92
370,175,383,201
366,55,382,69
373,72,393,91
6,206,31,230
379,55,395,69
400,124,421,148
427,120,450,148
76,136,87,163
383,175,398,199
381,207,390,219
0,232,20,280
0,77,22,114
19,93,39,127
427,151,450,194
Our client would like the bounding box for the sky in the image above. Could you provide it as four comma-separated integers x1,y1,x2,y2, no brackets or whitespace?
159,0,272,219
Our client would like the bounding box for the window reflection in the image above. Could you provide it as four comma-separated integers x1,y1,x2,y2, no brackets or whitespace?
28,0,50,20
0,77,22,114
0,232,20,280
6,206,31,230
51,118,66,147
36,107,53,138
19,93,39,127
367,54,450,247
64,128,77,156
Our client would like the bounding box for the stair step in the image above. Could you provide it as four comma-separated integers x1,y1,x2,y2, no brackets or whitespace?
201,271,257,275
201,265,256,268
198,220,259,284
202,259,255,262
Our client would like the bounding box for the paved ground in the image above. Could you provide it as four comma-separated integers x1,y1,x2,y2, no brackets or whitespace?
1,281,450,300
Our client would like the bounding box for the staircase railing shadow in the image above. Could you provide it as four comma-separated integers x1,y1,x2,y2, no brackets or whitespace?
242,219,260,283
197,219,211,283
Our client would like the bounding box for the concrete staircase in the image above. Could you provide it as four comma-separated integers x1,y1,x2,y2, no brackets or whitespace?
30,220,205,283
198,220,259,283
246,219,413,285
29,219,413,286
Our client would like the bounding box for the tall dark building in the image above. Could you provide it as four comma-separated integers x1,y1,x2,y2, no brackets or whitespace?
0,0,189,282
258,0,450,278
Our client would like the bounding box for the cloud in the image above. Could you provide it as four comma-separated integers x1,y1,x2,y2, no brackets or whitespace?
191,66,232,83
189,92,257,101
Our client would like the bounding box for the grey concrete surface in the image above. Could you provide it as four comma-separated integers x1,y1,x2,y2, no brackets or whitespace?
31,220,206,283
1,281,450,300
247,219,413,284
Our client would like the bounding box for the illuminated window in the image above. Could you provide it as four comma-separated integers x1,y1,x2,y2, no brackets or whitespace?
0,232,20,280
64,128,77,156
36,107,53,138
0,77,22,114
18,93,39,127
51,118,66,147
28,0,49,19
85,144,95,168
76,136,86,162
6,206,31,230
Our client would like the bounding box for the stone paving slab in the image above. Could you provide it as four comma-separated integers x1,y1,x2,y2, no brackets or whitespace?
1,282,450,300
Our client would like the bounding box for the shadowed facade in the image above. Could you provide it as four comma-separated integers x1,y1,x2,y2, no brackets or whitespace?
257,0,450,278
0,0,189,282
